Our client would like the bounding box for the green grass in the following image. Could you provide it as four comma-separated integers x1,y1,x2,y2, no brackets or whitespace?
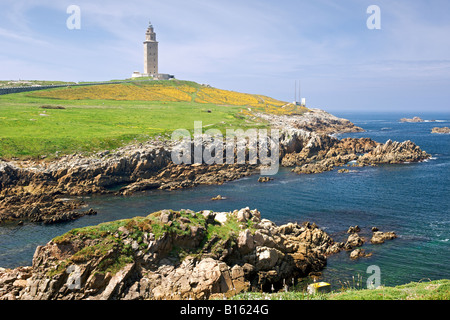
206,214,241,241
0,85,267,159
329,280,450,300
231,279,450,300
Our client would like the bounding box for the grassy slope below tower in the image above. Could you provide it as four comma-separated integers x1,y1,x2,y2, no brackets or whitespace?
0,79,307,160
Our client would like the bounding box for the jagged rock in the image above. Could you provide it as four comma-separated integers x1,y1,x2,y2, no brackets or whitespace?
358,140,430,165
237,229,255,255
258,176,273,183
344,233,365,250
371,231,397,244
292,162,332,175
289,136,429,176
400,117,424,123
431,127,450,134
256,247,283,270
159,210,173,224
347,226,361,234
349,248,372,259
326,242,345,255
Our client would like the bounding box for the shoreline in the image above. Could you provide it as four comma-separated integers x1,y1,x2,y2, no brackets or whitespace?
0,109,431,225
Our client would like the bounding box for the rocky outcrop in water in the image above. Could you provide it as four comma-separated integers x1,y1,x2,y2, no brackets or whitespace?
370,231,397,244
400,117,424,123
341,227,397,259
0,208,342,300
289,136,429,175
357,140,430,165
349,248,371,259
344,233,365,250
282,135,378,169
431,127,450,134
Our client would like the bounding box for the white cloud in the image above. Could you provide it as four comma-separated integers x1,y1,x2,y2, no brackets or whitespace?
0,27,49,45
0,0,448,111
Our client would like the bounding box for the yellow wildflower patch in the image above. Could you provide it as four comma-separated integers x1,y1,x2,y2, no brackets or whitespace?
28,81,306,116
30,82,286,107
32,83,193,102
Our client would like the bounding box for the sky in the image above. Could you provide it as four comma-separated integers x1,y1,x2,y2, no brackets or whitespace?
0,0,449,112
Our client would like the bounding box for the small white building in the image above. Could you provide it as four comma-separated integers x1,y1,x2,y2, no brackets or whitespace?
301,98,306,107
292,98,306,107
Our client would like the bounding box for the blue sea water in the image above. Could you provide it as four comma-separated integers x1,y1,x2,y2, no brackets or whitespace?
0,112,449,289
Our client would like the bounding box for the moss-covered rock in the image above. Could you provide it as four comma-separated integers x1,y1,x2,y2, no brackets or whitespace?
0,208,342,300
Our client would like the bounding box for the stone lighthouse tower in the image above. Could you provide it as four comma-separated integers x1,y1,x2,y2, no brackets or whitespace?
131,22,174,79
143,22,158,76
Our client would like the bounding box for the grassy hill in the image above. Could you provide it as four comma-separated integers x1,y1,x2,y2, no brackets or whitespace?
0,80,307,159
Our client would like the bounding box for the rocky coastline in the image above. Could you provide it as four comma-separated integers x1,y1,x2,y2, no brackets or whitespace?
0,108,431,224
0,208,397,300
